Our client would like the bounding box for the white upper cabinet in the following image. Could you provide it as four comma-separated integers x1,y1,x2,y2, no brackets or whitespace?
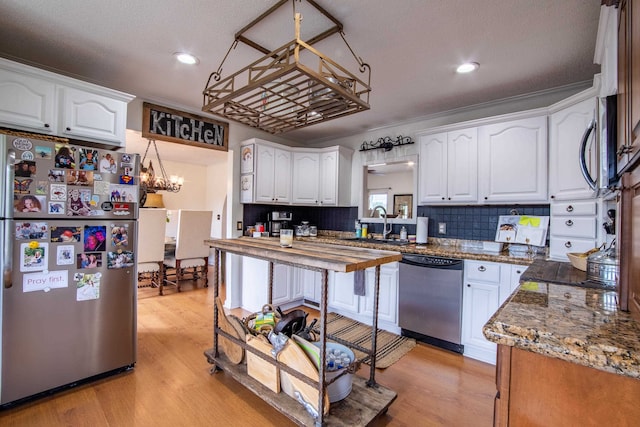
418,128,477,204
478,115,548,203
418,132,448,203
319,150,339,205
447,128,478,203
254,143,292,203
0,58,133,146
0,67,56,134
292,151,321,204
59,86,128,145
548,97,598,201
291,147,352,206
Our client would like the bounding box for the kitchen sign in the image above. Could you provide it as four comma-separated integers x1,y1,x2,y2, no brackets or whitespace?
142,102,229,152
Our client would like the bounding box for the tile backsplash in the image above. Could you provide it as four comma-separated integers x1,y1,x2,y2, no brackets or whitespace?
242,203,550,242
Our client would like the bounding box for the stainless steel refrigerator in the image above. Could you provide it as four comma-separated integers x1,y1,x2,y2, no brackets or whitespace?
0,132,138,407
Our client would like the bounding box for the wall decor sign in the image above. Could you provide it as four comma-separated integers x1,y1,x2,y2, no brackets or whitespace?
142,102,229,152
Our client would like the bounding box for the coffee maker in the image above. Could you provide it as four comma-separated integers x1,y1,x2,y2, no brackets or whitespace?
268,211,292,237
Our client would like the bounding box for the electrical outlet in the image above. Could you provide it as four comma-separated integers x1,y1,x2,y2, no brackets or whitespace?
236,221,243,230
438,222,447,234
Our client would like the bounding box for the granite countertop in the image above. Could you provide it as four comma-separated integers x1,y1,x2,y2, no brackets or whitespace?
297,232,536,266
484,281,640,378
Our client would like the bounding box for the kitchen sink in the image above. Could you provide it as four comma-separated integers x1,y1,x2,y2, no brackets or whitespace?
340,237,409,246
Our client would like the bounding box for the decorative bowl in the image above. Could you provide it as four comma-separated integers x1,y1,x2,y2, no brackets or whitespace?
567,252,588,271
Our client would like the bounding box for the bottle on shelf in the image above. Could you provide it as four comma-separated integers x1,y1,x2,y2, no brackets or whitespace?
400,226,407,241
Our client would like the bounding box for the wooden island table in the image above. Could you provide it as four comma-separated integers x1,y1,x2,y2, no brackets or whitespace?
204,237,403,427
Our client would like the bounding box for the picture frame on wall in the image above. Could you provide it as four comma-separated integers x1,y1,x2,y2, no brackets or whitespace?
241,145,254,174
393,194,412,219
240,174,253,203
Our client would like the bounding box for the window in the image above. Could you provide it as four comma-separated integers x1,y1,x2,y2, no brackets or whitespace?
368,192,388,217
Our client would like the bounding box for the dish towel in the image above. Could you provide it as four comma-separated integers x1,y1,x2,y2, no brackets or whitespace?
354,270,365,296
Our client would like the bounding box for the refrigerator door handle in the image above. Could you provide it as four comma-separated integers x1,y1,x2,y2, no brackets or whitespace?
4,148,16,219
3,222,11,288
579,119,598,192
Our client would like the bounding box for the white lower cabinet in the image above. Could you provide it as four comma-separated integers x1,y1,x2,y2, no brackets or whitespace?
241,257,303,312
363,263,399,325
300,268,322,305
462,260,518,365
548,200,598,260
510,265,528,294
327,263,399,333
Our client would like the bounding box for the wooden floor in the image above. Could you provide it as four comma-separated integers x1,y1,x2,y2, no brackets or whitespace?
0,274,496,426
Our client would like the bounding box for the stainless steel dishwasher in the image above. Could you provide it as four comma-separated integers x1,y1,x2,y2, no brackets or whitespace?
399,254,464,353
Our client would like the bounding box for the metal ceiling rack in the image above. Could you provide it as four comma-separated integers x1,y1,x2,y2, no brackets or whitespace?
202,0,371,134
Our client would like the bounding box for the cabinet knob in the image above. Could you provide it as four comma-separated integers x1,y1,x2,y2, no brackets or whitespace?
566,205,574,212
467,284,471,287
44,123,50,128
66,127,71,131
448,197,451,200
565,220,573,226
565,241,572,248
484,196,488,200
442,197,445,200
478,266,486,272
516,270,521,274
550,195,555,199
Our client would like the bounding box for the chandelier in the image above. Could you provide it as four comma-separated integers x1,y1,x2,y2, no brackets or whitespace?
202,0,371,134
139,139,184,194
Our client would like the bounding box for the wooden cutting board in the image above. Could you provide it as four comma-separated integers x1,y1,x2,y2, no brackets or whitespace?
277,339,329,416
215,297,244,364
246,334,280,393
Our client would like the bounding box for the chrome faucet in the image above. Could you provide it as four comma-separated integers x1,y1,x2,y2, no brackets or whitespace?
371,205,392,239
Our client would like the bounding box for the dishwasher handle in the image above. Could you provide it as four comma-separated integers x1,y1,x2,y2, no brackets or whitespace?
400,255,463,270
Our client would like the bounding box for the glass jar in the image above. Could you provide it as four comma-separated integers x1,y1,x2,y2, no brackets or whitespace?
301,221,310,236
309,225,317,237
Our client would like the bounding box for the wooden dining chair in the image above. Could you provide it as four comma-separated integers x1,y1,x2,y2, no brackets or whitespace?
163,210,213,292
137,208,167,294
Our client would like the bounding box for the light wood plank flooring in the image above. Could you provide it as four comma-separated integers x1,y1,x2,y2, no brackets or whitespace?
0,276,495,426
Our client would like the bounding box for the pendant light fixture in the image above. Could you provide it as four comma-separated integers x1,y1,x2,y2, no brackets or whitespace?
202,0,371,134
139,139,184,199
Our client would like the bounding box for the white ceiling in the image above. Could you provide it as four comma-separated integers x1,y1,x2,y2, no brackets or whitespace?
0,0,601,150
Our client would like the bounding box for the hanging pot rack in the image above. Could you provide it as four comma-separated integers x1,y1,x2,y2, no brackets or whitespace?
202,0,371,134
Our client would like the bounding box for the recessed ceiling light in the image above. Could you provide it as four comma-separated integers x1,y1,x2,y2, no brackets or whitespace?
174,52,199,65
456,62,480,73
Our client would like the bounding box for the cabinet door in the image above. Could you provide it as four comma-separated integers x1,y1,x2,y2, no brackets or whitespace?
254,145,276,202
462,281,499,363
301,268,322,303
510,265,528,294
447,128,478,203
271,264,292,306
59,86,127,146
273,148,291,203
549,98,597,200
328,271,359,314
618,0,631,173
0,68,56,134
291,151,320,204
631,0,640,152
319,150,338,205
478,116,547,203
418,132,448,203
362,264,398,324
